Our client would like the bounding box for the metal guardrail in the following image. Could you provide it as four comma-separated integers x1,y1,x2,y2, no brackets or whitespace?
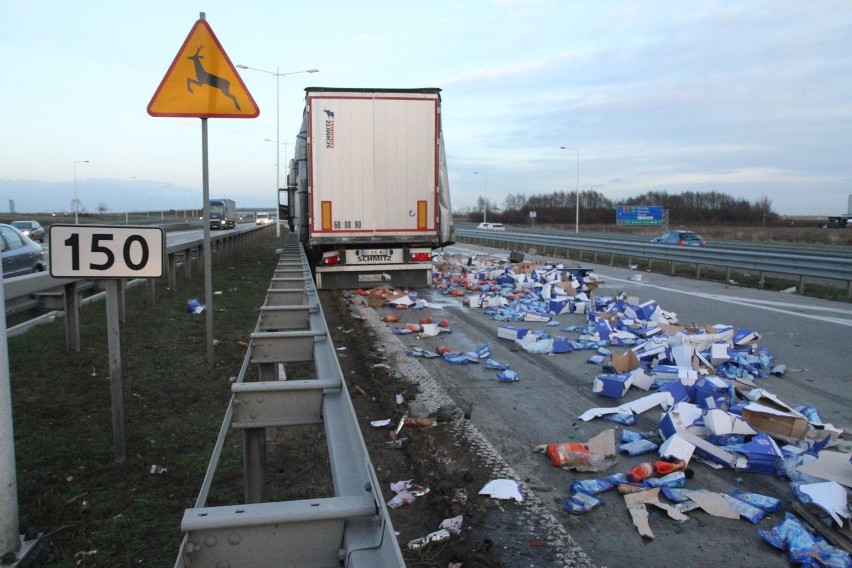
454,223,852,259
456,228,852,298
174,234,404,567
4,225,265,343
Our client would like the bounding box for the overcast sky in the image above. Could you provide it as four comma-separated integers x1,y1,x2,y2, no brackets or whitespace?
1,0,850,217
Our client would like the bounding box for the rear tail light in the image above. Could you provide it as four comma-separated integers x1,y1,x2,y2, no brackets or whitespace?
678,239,686,245
321,252,341,266
410,252,432,262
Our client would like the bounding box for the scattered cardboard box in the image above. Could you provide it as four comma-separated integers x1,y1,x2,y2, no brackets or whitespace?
741,403,809,443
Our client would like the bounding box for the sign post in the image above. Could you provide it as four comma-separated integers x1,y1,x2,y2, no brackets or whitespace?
148,12,258,367
50,225,165,464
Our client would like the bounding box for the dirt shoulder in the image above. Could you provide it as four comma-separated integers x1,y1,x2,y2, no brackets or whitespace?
322,290,596,567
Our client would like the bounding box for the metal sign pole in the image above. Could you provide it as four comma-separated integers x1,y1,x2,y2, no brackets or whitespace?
104,280,126,464
0,269,20,558
202,117,215,367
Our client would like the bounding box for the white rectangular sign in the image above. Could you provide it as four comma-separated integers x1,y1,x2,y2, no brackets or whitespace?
49,224,165,278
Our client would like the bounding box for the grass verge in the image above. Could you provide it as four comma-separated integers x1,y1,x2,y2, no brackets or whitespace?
9,231,281,566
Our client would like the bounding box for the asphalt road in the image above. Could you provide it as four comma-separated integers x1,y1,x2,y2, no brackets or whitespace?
382,243,851,567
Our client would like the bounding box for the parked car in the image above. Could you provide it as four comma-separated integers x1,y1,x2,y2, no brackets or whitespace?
476,222,507,231
650,230,706,246
0,224,46,277
11,220,45,242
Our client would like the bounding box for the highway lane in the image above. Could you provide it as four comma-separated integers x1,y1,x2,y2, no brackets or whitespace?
379,242,850,567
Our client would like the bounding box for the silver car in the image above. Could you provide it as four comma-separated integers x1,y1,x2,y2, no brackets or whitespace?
1,224,46,277
11,220,45,242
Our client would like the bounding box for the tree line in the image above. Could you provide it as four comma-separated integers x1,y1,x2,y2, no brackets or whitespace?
471,190,775,225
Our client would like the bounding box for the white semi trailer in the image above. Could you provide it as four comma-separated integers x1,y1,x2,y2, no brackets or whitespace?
285,87,454,289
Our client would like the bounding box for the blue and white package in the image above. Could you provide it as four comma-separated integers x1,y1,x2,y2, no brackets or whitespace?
497,369,519,382
729,489,782,512
563,492,604,515
662,487,690,503
606,472,628,485
621,429,642,443
569,478,613,495
644,471,686,488
619,439,659,456
723,494,767,524
484,358,509,370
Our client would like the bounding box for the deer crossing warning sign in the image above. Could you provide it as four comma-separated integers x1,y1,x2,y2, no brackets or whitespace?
148,19,259,118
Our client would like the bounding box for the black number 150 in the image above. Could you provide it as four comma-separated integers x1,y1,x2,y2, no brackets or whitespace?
64,233,150,271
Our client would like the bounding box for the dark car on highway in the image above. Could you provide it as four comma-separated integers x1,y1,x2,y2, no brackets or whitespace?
650,230,706,246
11,220,45,242
1,224,46,277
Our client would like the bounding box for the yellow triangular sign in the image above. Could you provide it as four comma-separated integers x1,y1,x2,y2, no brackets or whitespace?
148,19,259,118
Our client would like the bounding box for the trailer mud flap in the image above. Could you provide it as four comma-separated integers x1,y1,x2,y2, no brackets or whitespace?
315,265,431,290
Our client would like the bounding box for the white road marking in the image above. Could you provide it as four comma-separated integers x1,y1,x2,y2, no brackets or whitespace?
602,274,852,327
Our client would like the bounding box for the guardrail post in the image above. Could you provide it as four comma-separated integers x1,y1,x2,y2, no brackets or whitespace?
696,265,702,279
168,253,177,292
64,282,82,352
184,249,193,282
798,275,805,296
243,429,266,503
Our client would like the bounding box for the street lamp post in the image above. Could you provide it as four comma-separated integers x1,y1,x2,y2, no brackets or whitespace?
124,176,136,224
560,147,580,233
236,65,318,237
473,171,487,223
73,160,90,224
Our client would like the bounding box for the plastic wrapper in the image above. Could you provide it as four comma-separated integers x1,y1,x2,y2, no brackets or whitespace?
439,514,463,535
387,490,416,509
543,443,615,472
603,411,637,426
563,491,604,515
485,358,509,370
569,478,613,495
407,529,451,550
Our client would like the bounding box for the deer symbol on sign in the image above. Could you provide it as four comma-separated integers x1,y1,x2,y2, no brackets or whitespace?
186,46,241,110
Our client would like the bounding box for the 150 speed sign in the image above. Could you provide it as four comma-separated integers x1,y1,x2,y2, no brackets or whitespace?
49,225,165,278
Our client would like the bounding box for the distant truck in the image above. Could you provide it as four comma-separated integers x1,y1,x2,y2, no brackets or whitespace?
209,198,237,230
284,87,454,289
822,216,851,229
256,211,274,225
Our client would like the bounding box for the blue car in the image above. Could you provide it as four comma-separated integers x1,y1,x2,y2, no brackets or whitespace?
650,230,706,246
1,223,46,277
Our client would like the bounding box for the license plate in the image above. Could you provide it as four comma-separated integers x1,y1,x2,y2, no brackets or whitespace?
357,249,392,261
359,249,391,256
